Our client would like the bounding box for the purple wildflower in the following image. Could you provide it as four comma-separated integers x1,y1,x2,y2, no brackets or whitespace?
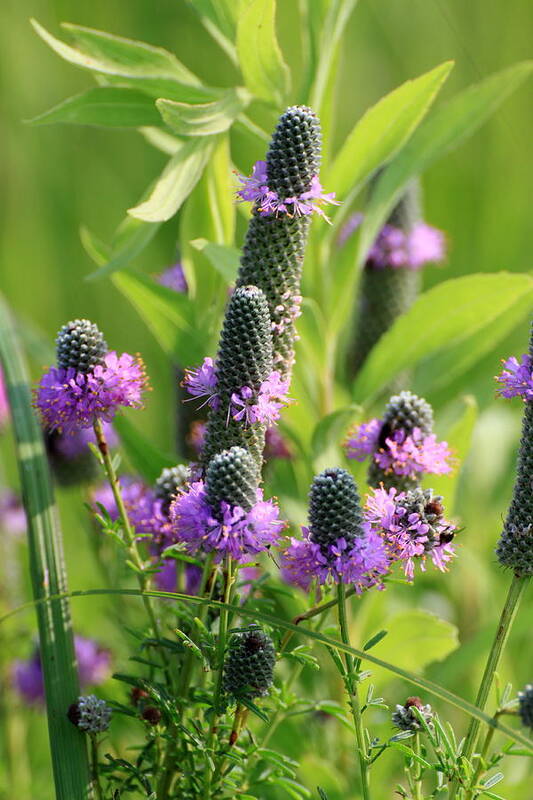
230,371,291,427
182,357,219,410
264,426,292,460
407,222,446,268
154,559,203,596
281,525,388,592
365,486,456,580
36,352,147,435
50,421,118,461
0,366,9,429
374,428,453,478
495,354,533,401
236,161,339,222
169,480,284,561
92,478,164,536
0,490,26,535
13,636,111,705
158,262,188,293
344,419,382,462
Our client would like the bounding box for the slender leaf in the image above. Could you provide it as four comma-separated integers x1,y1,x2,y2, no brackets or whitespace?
128,136,214,221
309,0,357,113
353,272,533,404
190,239,240,284
157,87,250,136
358,61,533,264
327,61,453,200
236,0,290,105
311,404,361,459
0,295,91,798
140,126,182,155
113,416,177,483
83,217,162,281
430,395,478,514
27,86,162,128
205,135,236,244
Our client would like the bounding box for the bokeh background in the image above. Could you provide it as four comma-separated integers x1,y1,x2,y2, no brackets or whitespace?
1,1,531,797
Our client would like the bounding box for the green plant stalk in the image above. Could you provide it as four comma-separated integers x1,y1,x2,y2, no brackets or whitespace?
413,733,423,800
0,293,92,798
465,712,500,800
279,584,357,651
92,418,173,686
90,735,104,800
337,582,371,800
450,573,529,798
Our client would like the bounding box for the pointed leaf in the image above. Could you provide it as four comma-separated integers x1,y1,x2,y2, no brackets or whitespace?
157,87,250,136
28,87,162,128
236,0,290,105
190,239,240,284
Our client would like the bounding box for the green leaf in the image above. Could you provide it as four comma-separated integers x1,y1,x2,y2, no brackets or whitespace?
157,87,250,136
0,295,91,797
205,135,235,244
309,0,357,113
27,87,162,128
190,239,240,284
113,416,177,483
236,0,290,105
430,395,478,515
187,0,242,40
128,136,215,222
352,272,533,404
358,61,533,264
327,61,453,201
112,271,208,364
82,217,162,281
311,404,361,459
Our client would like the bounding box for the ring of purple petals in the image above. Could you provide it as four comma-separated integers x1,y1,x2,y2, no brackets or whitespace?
236,160,339,222
495,353,533,401
230,371,291,427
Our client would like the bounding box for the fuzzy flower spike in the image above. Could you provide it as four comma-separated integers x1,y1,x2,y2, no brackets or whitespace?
36,319,147,435
170,446,284,561
345,391,453,491
281,467,388,592
495,322,533,575
365,486,457,580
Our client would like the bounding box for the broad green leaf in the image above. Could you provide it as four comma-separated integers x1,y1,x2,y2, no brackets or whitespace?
113,416,177,483
157,87,250,136
187,0,242,39
190,239,240,284
430,395,478,515
327,61,453,200
112,271,208,364
205,135,235,244
358,61,533,264
27,87,162,128
236,0,290,105
128,136,214,222
353,272,533,404
84,217,162,280
311,405,361,459
139,126,182,155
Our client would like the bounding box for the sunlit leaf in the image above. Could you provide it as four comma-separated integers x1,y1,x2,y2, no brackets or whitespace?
157,88,250,136
28,87,162,128
236,0,290,105
430,395,478,515
190,239,240,284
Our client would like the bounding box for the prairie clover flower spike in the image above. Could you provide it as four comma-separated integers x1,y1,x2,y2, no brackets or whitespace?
365,486,457,580
169,446,284,561
518,684,533,729
495,323,533,575
36,319,147,435
345,181,445,379
392,697,433,732
281,467,388,591
223,625,275,700
201,286,277,470
68,695,111,734
345,390,453,491
236,106,326,379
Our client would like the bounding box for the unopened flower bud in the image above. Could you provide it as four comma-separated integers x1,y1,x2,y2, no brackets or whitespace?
56,319,107,373
223,625,275,700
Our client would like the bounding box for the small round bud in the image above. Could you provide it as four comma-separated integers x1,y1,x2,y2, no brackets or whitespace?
130,687,149,706
518,684,533,729
56,319,107,373
223,625,275,700
205,447,258,515
68,695,111,734
142,706,162,726
154,465,191,515
308,467,365,555
392,696,433,732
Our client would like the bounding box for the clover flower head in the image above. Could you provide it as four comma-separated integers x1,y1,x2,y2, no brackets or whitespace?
182,357,219,410
374,428,453,478
68,695,111,734
392,697,433,732
169,480,284,561
92,478,163,536
158,262,187,293
365,486,456,580
407,222,446,267
344,419,383,462
495,354,533,401
230,370,291,427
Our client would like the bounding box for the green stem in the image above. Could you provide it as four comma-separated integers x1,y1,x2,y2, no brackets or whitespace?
465,714,499,800
92,419,173,686
279,585,357,652
337,582,371,800
413,733,423,800
450,574,528,799
90,735,104,800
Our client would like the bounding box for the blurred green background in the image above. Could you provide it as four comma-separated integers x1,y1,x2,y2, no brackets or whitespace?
1,1,531,798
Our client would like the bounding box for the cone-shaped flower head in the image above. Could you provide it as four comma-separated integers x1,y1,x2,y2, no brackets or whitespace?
236,107,328,379
496,323,533,575
281,468,388,591
36,319,147,435
223,625,275,700
365,486,457,580
518,684,533,729
392,696,433,732
154,464,191,515
345,391,452,492
205,446,258,515
201,286,278,470
68,694,111,734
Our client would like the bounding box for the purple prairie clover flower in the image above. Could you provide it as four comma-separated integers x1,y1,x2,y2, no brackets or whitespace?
49,421,118,461
281,525,388,592
365,486,457,581
344,418,382,461
407,223,446,268
36,352,147,435
0,490,26,535
0,366,9,429
230,371,291,427
158,262,188,293
92,478,164,536
236,160,339,222
13,636,111,705
182,357,219,410
495,354,533,401
154,559,203,595
169,480,284,561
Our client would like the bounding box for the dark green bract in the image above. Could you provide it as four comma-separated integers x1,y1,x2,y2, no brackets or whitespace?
56,319,107,373
223,626,275,700
205,447,257,516
309,467,365,555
